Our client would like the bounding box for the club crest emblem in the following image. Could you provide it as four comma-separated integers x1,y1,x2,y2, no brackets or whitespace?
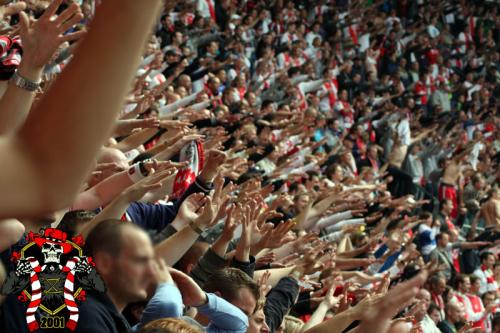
1,228,105,331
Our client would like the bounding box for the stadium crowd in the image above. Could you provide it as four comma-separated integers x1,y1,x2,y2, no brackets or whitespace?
0,0,499,332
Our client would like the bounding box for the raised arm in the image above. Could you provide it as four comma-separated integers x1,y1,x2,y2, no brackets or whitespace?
0,0,164,218
0,3,83,135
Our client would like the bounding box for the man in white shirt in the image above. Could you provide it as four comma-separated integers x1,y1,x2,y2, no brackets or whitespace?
473,252,499,295
415,289,441,333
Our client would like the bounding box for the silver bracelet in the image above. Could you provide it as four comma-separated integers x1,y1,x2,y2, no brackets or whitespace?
10,70,41,92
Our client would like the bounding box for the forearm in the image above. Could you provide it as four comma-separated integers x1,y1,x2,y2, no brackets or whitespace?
324,218,365,233
81,195,130,238
140,173,176,203
154,225,200,266
197,293,249,332
311,194,339,218
9,0,164,216
139,282,183,327
0,64,41,135
333,258,370,270
0,219,25,252
153,144,182,161
272,242,296,260
120,102,143,120
234,237,250,263
337,245,369,258
211,236,232,258
113,118,150,137
253,267,295,287
112,128,158,152
72,170,133,210
301,303,329,332
303,308,356,333
315,211,353,230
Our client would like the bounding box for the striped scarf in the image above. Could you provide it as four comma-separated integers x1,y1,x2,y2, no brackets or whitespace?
0,36,22,80
62,257,82,331
25,258,42,332
171,140,204,199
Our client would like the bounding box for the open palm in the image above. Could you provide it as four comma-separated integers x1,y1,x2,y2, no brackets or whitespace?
19,0,84,70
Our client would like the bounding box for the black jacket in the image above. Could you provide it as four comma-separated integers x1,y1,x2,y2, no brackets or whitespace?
74,292,131,333
264,277,299,333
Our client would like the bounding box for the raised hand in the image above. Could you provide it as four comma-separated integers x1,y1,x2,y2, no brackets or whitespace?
176,193,207,226
151,258,173,285
256,270,272,298
19,0,85,75
123,168,174,202
199,150,227,183
0,1,26,22
253,220,296,253
256,252,277,268
219,204,239,243
322,285,342,310
168,267,207,307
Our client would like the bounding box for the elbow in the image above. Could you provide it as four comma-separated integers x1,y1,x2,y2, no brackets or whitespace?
144,301,183,322
158,302,183,318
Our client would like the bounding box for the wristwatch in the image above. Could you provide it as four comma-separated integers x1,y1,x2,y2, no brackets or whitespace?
10,70,41,92
188,221,204,235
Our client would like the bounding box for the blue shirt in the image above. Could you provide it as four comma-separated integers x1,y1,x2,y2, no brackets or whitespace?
134,283,248,333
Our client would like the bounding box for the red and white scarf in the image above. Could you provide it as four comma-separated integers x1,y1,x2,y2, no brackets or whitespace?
62,257,83,331
345,24,359,45
0,36,22,80
323,79,338,108
171,141,205,199
481,265,498,293
25,258,42,332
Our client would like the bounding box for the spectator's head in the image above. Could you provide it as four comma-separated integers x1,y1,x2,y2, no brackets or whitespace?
444,299,465,324
178,74,192,90
471,174,485,190
419,211,433,226
206,41,219,55
455,274,471,294
177,241,210,274
415,288,432,321
367,144,378,159
294,193,310,211
439,199,454,216
436,232,449,249
388,321,412,333
429,274,446,295
480,251,496,270
470,275,482,294
85,220,156,310
58,210,96,238
203,268,260,316
339,89,348,101
248,302,270,333
96,147,129,182
141,318,202,333
207,77,221,94
428,303,442,324
416,288,432,312
277,315,303,333
482,291,497,309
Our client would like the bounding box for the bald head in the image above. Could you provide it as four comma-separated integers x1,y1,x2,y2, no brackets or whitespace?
388,321,412,333
98,147,129,174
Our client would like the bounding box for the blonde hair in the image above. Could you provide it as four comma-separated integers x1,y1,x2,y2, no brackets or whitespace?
282,315,304,333
143,318,203,333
